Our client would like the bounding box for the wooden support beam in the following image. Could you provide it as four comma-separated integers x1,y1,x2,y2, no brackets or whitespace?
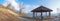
46,12,47,18
33,12,35,18
36,12,37,17
41,12,43,20
49,12,51,19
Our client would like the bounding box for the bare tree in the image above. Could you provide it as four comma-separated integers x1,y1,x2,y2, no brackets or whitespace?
57,8,60,17
19,2,24,14
6,3,11,9
6,3,16,13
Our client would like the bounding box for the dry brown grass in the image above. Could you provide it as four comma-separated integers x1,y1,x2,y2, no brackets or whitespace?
0,7,21,21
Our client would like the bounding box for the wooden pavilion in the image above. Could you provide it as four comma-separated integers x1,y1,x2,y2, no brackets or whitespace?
31,6,53,20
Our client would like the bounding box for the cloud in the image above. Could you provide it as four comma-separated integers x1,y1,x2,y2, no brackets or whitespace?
24,4,39,13
32,5,40,9
24,4,31,13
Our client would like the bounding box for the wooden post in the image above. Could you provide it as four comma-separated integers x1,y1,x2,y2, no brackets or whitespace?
34,12,36,18
36,12,37,17
33,12,35,18
33,12,34,18
49,12,51,19
46,12,47,18
41,12,43,20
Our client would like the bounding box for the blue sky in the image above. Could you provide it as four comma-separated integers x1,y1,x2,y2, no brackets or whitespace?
0,0,60,13
0,0,6,4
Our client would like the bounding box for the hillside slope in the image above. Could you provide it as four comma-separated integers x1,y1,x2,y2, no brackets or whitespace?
0,7,21,21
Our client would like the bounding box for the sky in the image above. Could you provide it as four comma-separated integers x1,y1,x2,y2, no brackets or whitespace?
0,0,60,13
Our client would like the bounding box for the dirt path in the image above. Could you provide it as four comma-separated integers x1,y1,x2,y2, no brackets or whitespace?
18,17,33,21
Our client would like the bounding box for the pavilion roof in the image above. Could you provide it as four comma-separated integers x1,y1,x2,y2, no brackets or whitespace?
31,6,53,12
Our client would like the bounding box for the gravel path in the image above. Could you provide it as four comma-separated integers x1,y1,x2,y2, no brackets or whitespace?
52,18,60,21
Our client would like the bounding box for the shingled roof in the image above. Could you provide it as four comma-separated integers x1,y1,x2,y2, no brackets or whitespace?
31,6,53,12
